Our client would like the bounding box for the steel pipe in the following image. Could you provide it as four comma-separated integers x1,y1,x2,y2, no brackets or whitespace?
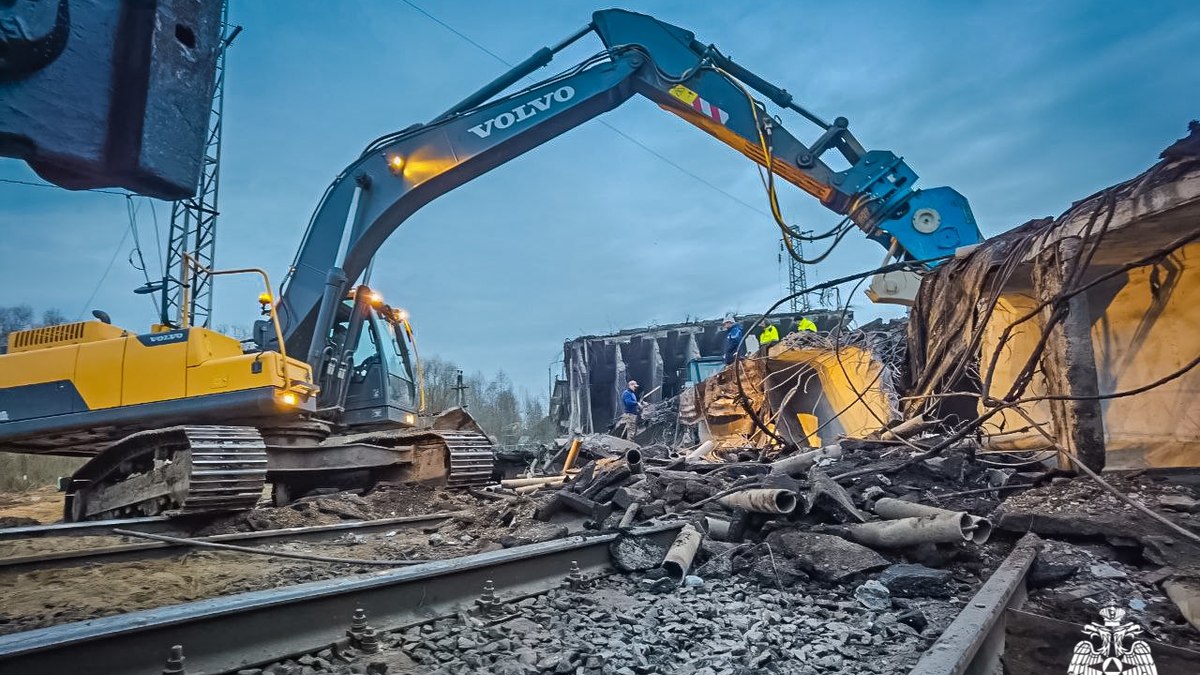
618,503,640,529
872,498,992,544
661,523,704,580
769,446,842,477
686,440,715,461
718,488,799,514
501,476,567,489
703,516,733,541
838,513,983,548
624,449,643,475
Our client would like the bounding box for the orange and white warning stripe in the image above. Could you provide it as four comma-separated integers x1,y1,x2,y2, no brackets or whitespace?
668,85,730,125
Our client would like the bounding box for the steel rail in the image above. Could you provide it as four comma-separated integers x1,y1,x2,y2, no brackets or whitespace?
0,512,467,574
0,522,682,675
0,515,175,541
907,533,1041,675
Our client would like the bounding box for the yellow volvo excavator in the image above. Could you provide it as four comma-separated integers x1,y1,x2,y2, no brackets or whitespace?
0,286,495,521
0,9,981,521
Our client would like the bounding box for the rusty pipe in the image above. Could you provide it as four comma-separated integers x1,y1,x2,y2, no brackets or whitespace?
769,446,842,477
625,449,643,474
561,437,583,474
838,512,985,548
718,488,799,514
872,498,992,544
661,523,704,580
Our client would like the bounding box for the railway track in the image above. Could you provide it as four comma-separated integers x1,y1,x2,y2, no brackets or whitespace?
0,512,467,574
0,522,685,675
1,528,1195,674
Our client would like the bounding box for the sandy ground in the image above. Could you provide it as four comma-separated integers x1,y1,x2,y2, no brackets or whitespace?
0,486,64,525
0,487,571,636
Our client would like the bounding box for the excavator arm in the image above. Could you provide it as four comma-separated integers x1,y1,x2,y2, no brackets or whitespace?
277,9,982,368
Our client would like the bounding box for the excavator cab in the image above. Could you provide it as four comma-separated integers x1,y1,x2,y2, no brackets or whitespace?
309,285,421,431
342,306,419,429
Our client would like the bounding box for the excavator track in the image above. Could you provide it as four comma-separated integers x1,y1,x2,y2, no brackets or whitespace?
64,426,267,522
439,430,496,488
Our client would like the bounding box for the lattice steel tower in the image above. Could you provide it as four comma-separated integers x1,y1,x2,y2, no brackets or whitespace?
780,235,812,312
161,4,241,328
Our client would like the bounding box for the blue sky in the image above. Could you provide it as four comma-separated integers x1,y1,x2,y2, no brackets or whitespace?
2,1,1198,397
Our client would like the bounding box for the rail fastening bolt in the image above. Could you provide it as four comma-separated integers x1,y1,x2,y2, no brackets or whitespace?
360,627,381,655
475,579,503,618
348,607,368,641
162,644,186,675
566,560,587,590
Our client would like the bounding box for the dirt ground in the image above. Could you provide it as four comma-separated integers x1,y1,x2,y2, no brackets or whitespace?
0,486,65,525
0,486,573,636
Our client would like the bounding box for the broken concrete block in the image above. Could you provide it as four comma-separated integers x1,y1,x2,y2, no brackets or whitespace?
764,530,888,582
498,524,569,548
1088,562,1127,579
1158,495,1200,513
694,540,738,580
640,500,667,518
806,469,866,523
854,579,891,610
611,486,650,510
608,534,670,572
1164,578,1200,631
1028,559,1079,589
896,608,928,633
878,563,953,598
554,490,602,517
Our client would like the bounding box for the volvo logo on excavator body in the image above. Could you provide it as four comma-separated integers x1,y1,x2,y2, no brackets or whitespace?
467,86,576,139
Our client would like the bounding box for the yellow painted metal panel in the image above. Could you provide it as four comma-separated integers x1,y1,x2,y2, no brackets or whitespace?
7,320,125,353
186,353,287,396
186,328,245,367
73,338,126,409
122,337,187,405
0,345,77,387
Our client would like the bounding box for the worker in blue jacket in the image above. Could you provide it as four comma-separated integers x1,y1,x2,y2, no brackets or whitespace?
619,380,642,440
722,314,744,365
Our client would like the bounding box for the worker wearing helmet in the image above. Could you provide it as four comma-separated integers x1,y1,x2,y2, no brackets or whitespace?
722,314,744,365
619,380,642,440
759,324,780,347
796,316,818,333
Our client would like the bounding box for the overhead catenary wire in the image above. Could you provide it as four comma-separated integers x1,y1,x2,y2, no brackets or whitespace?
76,226,132,321
395,0,772,220
0,177,130,196
124,196,160,316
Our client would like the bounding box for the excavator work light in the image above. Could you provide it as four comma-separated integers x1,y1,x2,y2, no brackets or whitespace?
393,308,409,322
388,155,405,174
367,291,384,306
278,392,299,406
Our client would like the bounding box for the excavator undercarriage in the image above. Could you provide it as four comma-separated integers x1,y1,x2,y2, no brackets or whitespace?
62,412,495,522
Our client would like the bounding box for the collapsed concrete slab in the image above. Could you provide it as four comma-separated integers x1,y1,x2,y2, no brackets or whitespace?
908,122,1200,470
553,311,845,439
678,321,904,452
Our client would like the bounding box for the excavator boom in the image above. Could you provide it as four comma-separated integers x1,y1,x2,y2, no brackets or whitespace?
276,9,982,366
